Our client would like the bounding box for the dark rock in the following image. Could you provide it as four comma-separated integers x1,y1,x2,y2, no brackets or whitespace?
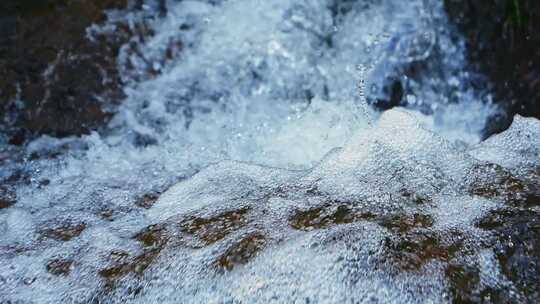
466,163,527,201
134,224,168,248
443,262,517,303
465,163,539,207
288,199,433,232
46,258,74,276
27,138,90,160
378,213,434,234
40,220,86,241
7,130,28,146
477,208,540,301
134,193,160,209
445,264,481,303
0,185,17,209
444,0,540,137
381,231,463,271
0,0,139,141
216,232,267,271
373,80,404,111
179,208,251,246
98,208,115,221
99,249,161,290
289,204,377,230
398,188,431,205
133,132,159,147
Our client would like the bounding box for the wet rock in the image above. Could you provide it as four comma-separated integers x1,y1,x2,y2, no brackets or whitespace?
0,185,17,209
466,163,527,201
99,249,161,290
443,259,518,303
288,199,433,233
289,204,377,230
0,0,155,141
398,188,432,205
46,258,74,276
134,193,160,209
477,208,540,301
216,232,267,271
132,132,159,147
40,220,86,241
378,213,434,234
465,163,539,207
96,208,258,288
445,264,481,303
97,208,115,221
382,231,463,272
443,263,517,303
26,137,90,160
179,208,251,246
444,0,540,137
134,224,168,248
373,80,404,111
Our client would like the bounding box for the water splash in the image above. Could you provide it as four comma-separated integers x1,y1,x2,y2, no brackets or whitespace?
1,0,534,303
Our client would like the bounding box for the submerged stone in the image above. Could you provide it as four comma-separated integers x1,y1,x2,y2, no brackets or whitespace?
179,208,251,245
466,163,528,203
99,249,162,290
40,220,86,241
477,208,540,300
378,213,434,234
289,204,377,230
216,232,267,271
135,193,161,209
0,185,16,209
134,224,168,248
46,258,74,276
382,231,463,272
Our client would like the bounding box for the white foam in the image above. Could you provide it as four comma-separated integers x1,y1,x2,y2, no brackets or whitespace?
1,0,536,303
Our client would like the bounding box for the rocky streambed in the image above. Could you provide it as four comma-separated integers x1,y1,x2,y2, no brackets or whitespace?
0,0,539,303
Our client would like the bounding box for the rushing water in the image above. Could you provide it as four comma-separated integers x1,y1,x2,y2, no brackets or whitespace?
1,0,539,303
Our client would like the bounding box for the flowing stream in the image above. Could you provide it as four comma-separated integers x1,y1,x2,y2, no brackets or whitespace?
1,0,539,303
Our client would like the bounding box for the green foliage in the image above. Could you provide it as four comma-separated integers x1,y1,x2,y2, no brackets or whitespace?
508,0,527,29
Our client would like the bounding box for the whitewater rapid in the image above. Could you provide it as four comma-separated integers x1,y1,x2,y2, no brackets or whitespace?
1,0,538,303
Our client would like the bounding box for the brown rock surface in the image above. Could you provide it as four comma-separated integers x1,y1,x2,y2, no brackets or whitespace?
0,0,133,141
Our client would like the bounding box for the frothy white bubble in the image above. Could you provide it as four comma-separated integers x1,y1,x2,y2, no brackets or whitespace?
1,0,536,303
